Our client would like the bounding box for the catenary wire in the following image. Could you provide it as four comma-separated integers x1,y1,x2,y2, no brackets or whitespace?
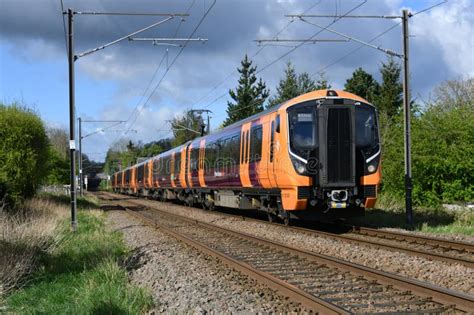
109,0,198,145
192,0,324,110
60,0,68,57
210,0,448,119
255,0,367,75
208,0,368,119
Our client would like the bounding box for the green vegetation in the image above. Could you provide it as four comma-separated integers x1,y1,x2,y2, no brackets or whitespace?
382,78,473,206
103,138,172,174
170,110,205,146
344,67,380,103
100,57,472,213
348,192,474,235
0,104,49,207
344,58,473,207
267,62,331,108
376,56,403,118
45,127,70,185
223,54,270,127
4,195,153,314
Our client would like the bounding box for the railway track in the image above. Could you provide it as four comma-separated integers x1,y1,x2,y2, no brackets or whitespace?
99,192,474,314
101,192,474,268
347,226,474,268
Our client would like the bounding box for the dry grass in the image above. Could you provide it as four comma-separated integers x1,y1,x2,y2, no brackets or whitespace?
0,197,68,299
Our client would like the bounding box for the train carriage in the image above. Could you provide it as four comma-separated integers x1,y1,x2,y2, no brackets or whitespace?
112,90,381,223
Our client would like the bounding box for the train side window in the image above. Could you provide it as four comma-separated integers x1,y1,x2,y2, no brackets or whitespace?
242,132,246,164
137,164,144,182
270,121,275,162
204,144,209,171
231,135,240,165
250,126,263,162
173,153,180,177
191,148,199,171
275,114,280,133
240,133,244,164
164,157,170,176
246,131,250,163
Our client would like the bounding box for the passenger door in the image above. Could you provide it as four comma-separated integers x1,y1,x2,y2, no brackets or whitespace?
267,113,277,188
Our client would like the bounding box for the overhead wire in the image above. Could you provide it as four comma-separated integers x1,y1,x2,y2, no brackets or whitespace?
194,0,324,110
310,22,401,78
309,0,449,78
60,0,68,57
107,0,448,150
412,0,448,16
109,0,198,145
210,0,368,119
255,0,367,75
122,0,216,138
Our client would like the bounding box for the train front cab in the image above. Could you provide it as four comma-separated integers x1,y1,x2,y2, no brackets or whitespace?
277,90,382,221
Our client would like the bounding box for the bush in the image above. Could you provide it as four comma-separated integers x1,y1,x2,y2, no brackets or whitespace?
381,79,474,206
44,148,69,185
0,104,49,207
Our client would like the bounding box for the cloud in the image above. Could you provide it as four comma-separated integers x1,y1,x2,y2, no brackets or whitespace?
1,0,472,161
410,0,474,78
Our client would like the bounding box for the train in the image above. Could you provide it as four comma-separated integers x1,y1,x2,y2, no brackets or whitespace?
111,89,381,224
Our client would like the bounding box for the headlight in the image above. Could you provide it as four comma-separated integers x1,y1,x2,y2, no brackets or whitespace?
291,156,307,175
296,163,306,174
367,161,378,174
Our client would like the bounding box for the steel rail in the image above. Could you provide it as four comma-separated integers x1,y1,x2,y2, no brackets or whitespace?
99,192,474,313
351,226,474,253
112,201,348,313
105,192,474,268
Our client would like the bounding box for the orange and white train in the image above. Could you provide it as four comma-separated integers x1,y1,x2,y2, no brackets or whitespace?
112,90,381,223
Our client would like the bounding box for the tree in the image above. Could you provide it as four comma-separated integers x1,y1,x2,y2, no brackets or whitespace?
47,127,68,160
0,103,49,207
268,64,332,108
431,77,474,110
44,127,70,185
223,55,269,126
311,71,331,91
103,138,139,174
377,56,403,118
140,142,163,157
171,110,205,146
104,137,174,175
267,62,299,108
344,67,380,103
45,149,70,185
381,77,474,206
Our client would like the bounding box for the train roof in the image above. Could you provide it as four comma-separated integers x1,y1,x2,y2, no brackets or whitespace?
112,89,370,175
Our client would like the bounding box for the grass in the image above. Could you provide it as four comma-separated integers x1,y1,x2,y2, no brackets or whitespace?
3,194,153,314
347,192,474,236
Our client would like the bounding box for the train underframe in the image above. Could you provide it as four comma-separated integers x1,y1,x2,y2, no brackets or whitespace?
114,185,366,224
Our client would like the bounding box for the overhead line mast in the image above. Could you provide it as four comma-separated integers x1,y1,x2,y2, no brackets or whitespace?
258,9,413,224
256,0,448,226
120,0,216,138
63,8,188,231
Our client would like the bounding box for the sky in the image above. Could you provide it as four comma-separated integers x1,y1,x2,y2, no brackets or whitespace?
0,0,472,162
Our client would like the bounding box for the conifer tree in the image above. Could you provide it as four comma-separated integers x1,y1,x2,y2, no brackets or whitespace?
297,72,317,94
344,67,380,103
267,63,330,108
267,62,299,108
312,71,331,90
377,56,403,118
223,55,269,126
